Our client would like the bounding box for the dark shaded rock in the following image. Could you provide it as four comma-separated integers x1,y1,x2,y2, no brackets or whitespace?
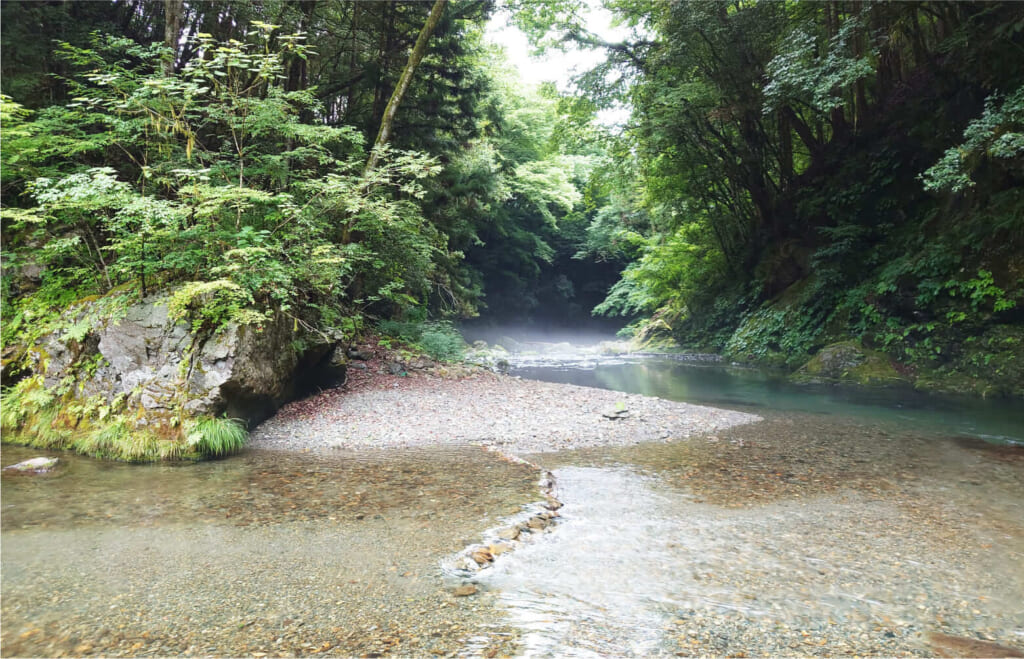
347,348,373,361
386,361,406,376
330,346,349,367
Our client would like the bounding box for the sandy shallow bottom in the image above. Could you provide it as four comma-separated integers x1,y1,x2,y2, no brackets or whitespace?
0,444,543,658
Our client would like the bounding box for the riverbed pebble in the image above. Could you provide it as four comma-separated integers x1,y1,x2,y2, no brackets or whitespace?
251,372,760,456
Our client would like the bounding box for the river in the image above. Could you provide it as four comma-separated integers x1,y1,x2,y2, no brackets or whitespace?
3,346,1023,656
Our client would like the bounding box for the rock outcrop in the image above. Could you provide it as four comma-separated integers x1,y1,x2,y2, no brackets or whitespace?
31,294,341,429
3,457,59,473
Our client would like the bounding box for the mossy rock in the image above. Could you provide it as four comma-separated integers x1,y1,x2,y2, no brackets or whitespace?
633,309,683,351
728,348,791,370
912,370,1003,398
792,340,908,386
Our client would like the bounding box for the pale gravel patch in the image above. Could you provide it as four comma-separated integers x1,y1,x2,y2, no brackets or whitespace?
250,373,761,455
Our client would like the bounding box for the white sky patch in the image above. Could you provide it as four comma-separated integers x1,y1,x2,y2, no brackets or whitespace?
484,3,632,128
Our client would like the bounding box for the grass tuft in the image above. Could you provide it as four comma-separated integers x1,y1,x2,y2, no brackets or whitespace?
186,416,248,457
3,378,246,461
72,418,130,458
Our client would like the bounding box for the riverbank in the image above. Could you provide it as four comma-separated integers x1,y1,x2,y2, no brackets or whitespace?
4,358,1023,657
250,366,761,455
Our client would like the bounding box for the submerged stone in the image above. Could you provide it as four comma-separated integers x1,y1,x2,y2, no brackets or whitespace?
927,632,1024,658
452,584,478,597
4,457,59,473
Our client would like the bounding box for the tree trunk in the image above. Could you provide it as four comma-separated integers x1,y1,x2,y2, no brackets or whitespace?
777,109,793,186
345,1,361,121
365,0,447,174
163,0,184,76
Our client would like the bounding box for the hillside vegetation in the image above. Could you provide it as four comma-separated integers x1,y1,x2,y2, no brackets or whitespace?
1,0,1022,461
533,1,1024,396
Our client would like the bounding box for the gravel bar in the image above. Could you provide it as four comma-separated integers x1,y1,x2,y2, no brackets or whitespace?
251,371,761,454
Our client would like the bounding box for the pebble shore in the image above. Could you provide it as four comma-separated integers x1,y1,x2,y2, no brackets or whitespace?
251,370,760,455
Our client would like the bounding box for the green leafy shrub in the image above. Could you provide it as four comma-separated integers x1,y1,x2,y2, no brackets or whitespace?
376,318,466,362
168,280,262,334
417,322,466,362
377,318,426,344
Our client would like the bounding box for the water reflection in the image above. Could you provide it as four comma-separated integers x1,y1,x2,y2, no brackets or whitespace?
515,359,1024,444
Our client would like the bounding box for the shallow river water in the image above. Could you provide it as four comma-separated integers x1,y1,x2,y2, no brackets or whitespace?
3,352,1024,657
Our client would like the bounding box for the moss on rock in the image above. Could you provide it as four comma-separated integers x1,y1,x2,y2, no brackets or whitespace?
792,340,908,387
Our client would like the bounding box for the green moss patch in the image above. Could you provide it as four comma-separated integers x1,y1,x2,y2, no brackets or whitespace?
792,340,908,387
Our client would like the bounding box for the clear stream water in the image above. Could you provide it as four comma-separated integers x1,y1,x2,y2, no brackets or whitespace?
514,356,1024,446
3,347,1023,657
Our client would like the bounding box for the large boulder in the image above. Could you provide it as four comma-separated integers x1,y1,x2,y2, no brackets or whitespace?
792,340,907,386
33,294,337,428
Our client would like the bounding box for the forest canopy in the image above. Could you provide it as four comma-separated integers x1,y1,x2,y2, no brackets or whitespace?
2,0,1024,402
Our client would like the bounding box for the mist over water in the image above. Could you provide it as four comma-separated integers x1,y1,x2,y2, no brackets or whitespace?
458,320,626,350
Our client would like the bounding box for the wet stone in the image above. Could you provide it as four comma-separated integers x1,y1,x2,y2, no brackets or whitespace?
488,542,512,556
3,457,59,473
471,549,494,565
497,527,520,541
527,516,549,530
544,497,563,511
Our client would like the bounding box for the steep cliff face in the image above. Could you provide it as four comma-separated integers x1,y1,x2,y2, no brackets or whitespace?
5,293,342,460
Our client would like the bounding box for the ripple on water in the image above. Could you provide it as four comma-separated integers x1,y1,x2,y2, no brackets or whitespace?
475,413,1024,657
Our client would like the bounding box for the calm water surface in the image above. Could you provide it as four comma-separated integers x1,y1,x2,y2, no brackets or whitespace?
3,351,1023,657
515,357,1024,445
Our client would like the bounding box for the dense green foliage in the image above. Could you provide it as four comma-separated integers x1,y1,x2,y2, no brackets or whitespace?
520,0,1024,396
378,316,467,362
1,27,444,353
3,0,1022,466
0,0,622,458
